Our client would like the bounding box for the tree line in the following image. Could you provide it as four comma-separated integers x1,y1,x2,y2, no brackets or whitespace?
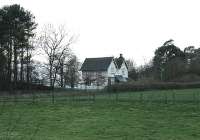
128,39,200,82
0,4,80,92
1,4,200,93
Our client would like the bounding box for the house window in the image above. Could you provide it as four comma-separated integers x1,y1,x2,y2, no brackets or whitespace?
111,67,114,73
122,68,125,75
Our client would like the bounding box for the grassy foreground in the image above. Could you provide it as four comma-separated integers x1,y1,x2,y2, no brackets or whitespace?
0,100,200,140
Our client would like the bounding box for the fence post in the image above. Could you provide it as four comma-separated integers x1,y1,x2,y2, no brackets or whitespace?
88,91,90,102
140,92,143,103
32,91,36,104
172,90,175,104
197,92,200,107
164,91,167,104
116,92,119,101
193,92,196,103
109,91,111,100
148,92,153,103
14,91,18,104
78,93,80,103
0,100,5,115
72,94,75,102
52,90,55,104
66,94,69,102
129,92,131,102
93,93,95,102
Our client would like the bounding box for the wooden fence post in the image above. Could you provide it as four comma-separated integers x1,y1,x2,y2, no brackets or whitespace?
52,90,55,104
164,91,167,104
72,94,75,102
66,94,69,102
149,92,153,103
129,92,131,102
193,92,196,103
0,100,5,115
32,91,36,104
140,92,143,103
78,93,80,103
197,92,200,107
14,91,18,104
116,92,119,101
172,90,175,104
93,93,95,102
88,92,90,102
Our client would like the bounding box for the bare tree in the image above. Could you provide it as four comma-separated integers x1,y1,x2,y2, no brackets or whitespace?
38,24,76,89
125,59,136,71
64,55,80,88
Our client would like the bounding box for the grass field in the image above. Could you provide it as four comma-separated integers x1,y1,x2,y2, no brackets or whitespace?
1,89,200,140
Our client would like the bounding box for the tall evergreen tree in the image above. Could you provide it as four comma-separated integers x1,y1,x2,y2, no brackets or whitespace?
0,4,37,90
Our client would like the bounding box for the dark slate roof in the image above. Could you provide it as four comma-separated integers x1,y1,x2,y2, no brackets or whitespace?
80,57,114,71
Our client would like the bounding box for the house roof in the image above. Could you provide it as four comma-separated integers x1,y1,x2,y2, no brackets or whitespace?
115,56,128,69
80,57,114,72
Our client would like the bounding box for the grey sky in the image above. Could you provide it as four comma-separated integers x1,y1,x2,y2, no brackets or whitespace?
1,0,200,65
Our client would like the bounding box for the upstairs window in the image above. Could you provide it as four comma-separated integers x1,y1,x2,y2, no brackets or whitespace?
122,68,125,75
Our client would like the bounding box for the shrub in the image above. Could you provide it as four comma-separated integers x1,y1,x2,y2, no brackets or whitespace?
108,81,200,92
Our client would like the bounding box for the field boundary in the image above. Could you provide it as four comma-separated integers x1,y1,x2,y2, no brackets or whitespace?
0,89,200,104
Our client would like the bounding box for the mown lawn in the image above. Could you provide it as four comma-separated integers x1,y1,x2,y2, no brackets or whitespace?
0,99,200,140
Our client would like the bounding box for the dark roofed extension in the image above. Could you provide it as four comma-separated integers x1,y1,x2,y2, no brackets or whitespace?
80,57,114,71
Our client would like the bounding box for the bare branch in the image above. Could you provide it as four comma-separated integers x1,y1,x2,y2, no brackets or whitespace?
38,24,77,89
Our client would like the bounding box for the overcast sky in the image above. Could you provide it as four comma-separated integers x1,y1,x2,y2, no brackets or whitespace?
1,0,200,65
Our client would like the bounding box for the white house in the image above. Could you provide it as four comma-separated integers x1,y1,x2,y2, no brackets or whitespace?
80,54,128,87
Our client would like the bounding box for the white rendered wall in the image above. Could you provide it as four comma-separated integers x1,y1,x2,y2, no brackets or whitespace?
117,62,128,78
107,60,117,77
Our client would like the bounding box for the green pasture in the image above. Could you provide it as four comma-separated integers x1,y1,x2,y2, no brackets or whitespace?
1,89,200,139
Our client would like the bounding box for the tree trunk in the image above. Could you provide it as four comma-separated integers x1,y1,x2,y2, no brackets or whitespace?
52,71,57,90
20,47,24,82
60,62,64,87
7,41,13,92
70,71,75,88
13,43,18,89
49,62,53,89
7,43,12,84
26,47,30,85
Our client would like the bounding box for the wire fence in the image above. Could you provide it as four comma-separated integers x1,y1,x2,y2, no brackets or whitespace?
1,89,200,104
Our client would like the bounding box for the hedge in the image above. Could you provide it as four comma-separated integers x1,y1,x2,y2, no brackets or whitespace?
107,81,200,92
